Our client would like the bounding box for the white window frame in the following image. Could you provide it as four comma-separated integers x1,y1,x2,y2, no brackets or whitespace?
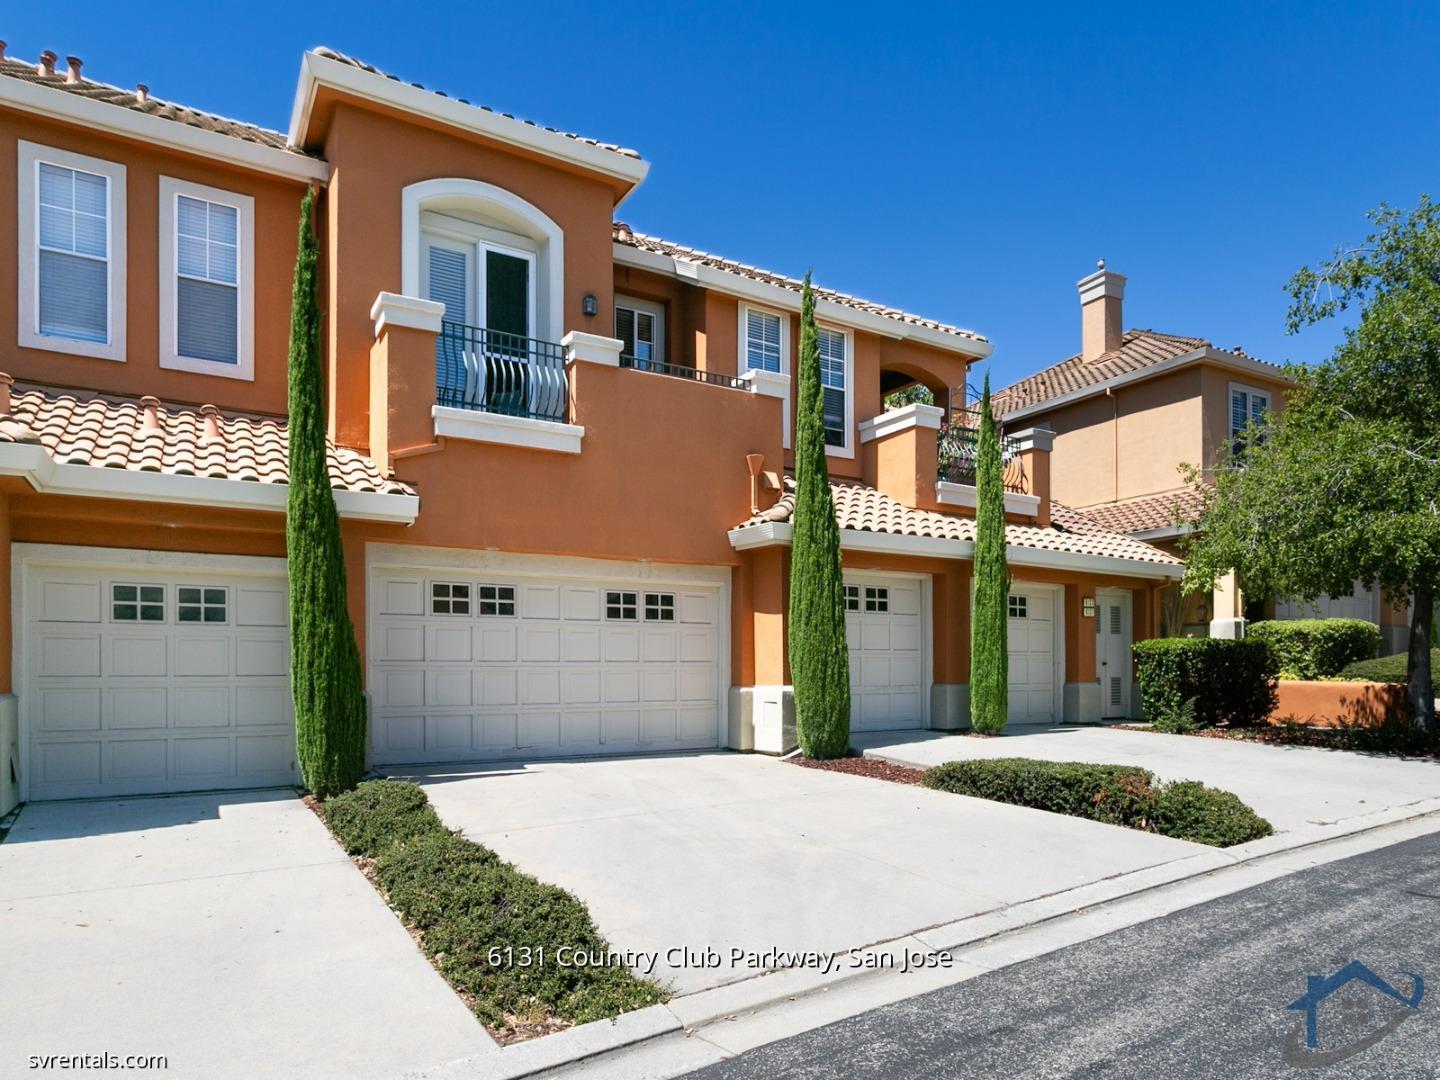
739,303,791,448
817,323,855,458
1228,382,1271,440
18,141,127,361
419,210,538,338
614,294,665,364
158,176,254,380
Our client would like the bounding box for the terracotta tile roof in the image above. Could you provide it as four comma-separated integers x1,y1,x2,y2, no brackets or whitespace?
1077,488,1208,536
312,49,642,160
739,477,1182,567
613,223,988,344
992,330,1284,415
0,383,414,497
0,51,298,152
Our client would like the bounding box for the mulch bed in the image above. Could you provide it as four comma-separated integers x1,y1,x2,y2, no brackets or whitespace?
1117,722,1440,759
787,754,926,785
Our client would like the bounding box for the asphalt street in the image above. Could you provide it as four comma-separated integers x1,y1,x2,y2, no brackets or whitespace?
688,831,1440,1079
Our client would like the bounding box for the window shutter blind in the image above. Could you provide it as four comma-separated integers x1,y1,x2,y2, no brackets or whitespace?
427,245,471,397
635,312,654,361
39,252,108,343
615,306,636,357
177,279,238,364
746,309,782,372
1230,389,1248,438
818,328,847,446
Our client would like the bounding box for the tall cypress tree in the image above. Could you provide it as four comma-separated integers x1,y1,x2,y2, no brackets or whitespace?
789,273,851,758
970,374,1009,734
287,188,367,796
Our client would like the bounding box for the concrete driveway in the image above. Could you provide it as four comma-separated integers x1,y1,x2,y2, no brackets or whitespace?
403,753,1200,996
857,726,1440,833
0,791,494,1080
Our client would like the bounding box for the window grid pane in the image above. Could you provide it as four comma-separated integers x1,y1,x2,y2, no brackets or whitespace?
863,586,889,613
477,584,515,617
1009,594,1028,619
644,592,675,621
745,309,783,372
605,590,638,621
844,585,860,612
431,581,472,616
177,585,227,624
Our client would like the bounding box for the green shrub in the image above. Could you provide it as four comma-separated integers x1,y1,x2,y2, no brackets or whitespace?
1151,695,1199,735
1247,618,1381,679
1152,780,1274,846
920,757,1273,847
322,779,443,856
1133,638,1278,728
1340,649,1440,694
322,781,662,1032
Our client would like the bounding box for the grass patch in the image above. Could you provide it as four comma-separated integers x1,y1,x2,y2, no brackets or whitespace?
320,780,663,1041
919,758,1273,847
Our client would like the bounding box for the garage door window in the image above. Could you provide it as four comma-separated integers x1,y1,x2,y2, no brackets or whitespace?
478,584,516,617
843,585,860,612
644,592,675,621
431,582,472,615
112,583,165,622
178,586,228,624
1009,594,1028,618
864,586,889,613
606,590,638,620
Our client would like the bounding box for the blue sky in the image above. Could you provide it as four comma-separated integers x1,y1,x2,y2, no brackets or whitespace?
8,1,1437,387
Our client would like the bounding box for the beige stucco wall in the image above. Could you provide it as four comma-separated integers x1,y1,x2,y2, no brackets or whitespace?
1198,363,1292,475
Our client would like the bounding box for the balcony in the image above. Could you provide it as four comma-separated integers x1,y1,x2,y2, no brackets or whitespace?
937,407,1028,493
436,322,569,423
619,354,750,391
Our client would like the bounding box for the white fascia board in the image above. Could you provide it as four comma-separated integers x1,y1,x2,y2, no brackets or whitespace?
1005,544,1184,580
0,76,328,185
0,443,418,523
1001,347,1291,423
1130,523,1193,541
613,244,993,361
290,52,649,190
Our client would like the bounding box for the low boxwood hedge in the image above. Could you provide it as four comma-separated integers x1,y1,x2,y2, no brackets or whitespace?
1339,649,1439,695
322,780,663,1034
1133,638,1277,728
920,758,1273,847
1246,618,1381,679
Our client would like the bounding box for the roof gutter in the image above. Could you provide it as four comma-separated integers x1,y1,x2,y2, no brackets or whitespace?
0,75,329,185
288,51,650,196
0,443,418,524
727,522,1184,580
614,243,993,361
1000,347,1291,423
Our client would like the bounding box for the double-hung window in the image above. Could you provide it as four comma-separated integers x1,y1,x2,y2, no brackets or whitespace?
20,142,127,360
740,305,791,447
1229,384,1270,456
160,178,253,379
817,326,851,453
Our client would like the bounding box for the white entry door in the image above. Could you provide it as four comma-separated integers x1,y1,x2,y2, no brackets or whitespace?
368,559,722,763
1096,589,1133,719
844,573,925,730
22,550,295,800
1006,586,1058,725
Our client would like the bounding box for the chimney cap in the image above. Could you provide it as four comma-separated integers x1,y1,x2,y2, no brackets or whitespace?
38,50,57,76
1077,262,1127,303
135,83,149,102
65,55,83,82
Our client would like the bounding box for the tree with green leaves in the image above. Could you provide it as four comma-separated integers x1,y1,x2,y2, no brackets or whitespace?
287,188,368,794
789,272,851,759
1182,197,1440,733
970,375,1009,734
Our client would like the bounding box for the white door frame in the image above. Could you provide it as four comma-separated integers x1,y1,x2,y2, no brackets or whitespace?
1095,587,1135,719
11,542,290,803
842,567,933,729
363,542,732,753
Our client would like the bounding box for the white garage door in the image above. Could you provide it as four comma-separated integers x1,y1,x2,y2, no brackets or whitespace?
368,565,722,763
845,574,924,731
24,557,295,800
1006,586,1057,725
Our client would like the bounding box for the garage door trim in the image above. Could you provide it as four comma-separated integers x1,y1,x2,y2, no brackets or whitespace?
13,543,292,802
364,542,731,759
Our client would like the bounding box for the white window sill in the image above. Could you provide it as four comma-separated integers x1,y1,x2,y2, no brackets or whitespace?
935,480,1041,518
432,405,584,454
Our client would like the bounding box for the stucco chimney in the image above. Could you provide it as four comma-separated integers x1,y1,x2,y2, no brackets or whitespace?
1078,259,1126,362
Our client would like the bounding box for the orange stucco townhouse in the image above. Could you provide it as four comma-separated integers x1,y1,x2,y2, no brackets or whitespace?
0,45,1183,805
993,264,1409,650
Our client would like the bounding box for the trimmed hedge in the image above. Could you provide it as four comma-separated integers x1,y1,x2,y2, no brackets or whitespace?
920,758,1272,847
322,781,662,1032
1247,618,1381,679
1339,649,1440,695
1133,638,1278,728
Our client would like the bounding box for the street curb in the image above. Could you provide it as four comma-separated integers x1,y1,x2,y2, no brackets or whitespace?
402,799,1440,1078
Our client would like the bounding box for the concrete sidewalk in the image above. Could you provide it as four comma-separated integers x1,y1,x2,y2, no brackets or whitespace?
855,726,1440,832
0,791,494,1080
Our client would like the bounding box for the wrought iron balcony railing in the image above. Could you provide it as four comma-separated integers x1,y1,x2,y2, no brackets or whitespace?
437,322,569,423
938,407,1028,493
620,354,751,390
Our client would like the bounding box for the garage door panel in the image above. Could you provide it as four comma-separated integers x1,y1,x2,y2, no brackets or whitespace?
37,688,101,732
889,586,921,616
679,667,716,702
112,687,167,729
377,624,425,662
563,587,600,620
642,630,676,662
381,669,425,708
236,734,292,775
236,685,292,727
604,627,640,662
845,574,926,732
562,711,601,745
39,635,101,677
110,636,168,676
860,622,892,651
41,741,101,783
235,587,287,627
518,712,561,747
475,669,517,706
381,578,425,616
561,626,602,662
678,707,716,740
430,669,473,707
477,626,516,662
679,628,715,663
641,709,677,742
603,669,639,703
521,669,561,705
429,626,474,662
173,737,230,779
679,591,715,624
522,626,561,661
562,669,602,705
236,637,287,677
431,714,470,750
172,686,230,727
524,585,561,619
384,714,425,752
40,579,102,622
603,710,639,744
174,637,229,677
110,739,167,781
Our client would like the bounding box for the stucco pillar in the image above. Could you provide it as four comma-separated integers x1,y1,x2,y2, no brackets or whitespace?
1062,583,1100,723
930,562,971,729
1009,427,1054,527
1211,569,1246,638
369,293,444,472
859,403,943,510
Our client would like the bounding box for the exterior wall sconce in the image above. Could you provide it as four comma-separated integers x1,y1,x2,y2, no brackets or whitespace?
582,293,598,317
1082,597,1096,618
